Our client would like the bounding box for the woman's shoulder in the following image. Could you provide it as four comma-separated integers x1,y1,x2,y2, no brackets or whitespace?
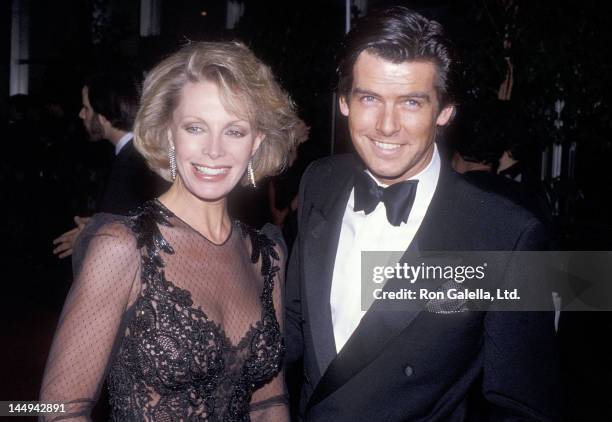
237,221,287,264
82,199,176,250
74,213,139,261
82,213,136,242
72,213,140,280
85,200,172,241
260,223,286,254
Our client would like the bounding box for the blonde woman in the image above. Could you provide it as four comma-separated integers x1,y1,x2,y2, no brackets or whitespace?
40,41,307,421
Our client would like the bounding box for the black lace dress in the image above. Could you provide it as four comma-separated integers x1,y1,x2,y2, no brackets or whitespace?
40,200,287,421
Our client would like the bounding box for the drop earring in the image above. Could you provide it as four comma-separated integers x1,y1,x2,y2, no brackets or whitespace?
169,145,177,181
247,159,256,188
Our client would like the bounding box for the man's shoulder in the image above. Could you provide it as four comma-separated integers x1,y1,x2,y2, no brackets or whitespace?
115,138,138,162
114,139,159,179
449,171,546,246
304,154,356,175
457,172,538,221
298,154,356,200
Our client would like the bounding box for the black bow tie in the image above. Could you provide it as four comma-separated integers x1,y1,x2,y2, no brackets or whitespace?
353,171,418,226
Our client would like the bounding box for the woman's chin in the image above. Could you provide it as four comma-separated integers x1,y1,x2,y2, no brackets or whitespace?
179,182,233,203
195,189,232,203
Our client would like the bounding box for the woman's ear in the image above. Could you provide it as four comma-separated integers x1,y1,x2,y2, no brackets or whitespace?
251,133,265,156
167,128,174,149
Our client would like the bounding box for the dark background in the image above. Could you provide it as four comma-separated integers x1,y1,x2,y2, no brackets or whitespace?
1,0,611,420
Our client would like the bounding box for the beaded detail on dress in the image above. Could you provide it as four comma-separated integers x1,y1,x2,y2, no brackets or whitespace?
106,200,285,421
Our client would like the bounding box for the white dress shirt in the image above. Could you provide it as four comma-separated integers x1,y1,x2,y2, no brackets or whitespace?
115,132,134,156
330,144,441,352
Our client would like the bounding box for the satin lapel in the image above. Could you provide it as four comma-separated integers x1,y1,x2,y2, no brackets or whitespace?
412,165,459,251
307,165,460,410
303,167,354,382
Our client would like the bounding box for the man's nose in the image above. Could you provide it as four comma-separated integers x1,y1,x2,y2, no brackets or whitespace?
78,108,85,120
376,104,400,137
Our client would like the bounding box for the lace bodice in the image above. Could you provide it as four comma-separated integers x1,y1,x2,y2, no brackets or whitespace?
40,200,287,421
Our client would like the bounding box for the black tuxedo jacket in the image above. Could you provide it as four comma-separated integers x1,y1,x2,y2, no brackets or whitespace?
98,138,169,215
285,153,560,421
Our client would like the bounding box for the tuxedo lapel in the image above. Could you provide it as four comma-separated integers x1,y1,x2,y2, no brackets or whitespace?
303,164,354,381
412,165,460,251
307,164,461,410
307,244,422,410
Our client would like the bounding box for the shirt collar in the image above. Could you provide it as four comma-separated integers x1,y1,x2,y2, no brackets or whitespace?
115,132,134,155
351,143,441,220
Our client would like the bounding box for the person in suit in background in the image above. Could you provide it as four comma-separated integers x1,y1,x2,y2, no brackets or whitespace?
285,6,560,421
450,101,553,226
52,72,169,258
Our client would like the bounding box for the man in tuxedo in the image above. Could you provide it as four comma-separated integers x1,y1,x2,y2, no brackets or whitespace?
285,7,560,421
53,72,168,258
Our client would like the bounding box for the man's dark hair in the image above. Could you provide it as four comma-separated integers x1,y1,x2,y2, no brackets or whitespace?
85,72,140,132
337,6,456,107
451,101,513,167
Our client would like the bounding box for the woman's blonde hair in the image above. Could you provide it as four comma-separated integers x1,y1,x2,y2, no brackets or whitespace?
134,41,308,183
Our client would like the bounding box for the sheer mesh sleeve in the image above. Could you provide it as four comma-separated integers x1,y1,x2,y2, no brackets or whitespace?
40,215,140,421
249,224,290,422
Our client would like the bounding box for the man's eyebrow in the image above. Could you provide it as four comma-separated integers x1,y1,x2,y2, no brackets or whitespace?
352,88,380,97
352,88,432,102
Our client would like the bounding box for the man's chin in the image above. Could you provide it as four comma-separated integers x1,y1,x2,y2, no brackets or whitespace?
366,167,410,184
363,154,431,183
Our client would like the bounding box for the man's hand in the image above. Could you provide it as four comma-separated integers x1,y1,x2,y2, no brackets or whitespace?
53,216,91,259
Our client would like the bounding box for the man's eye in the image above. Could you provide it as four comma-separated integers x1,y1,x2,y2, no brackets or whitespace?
406,99,421,107
361,95,377,103
185,126,203,134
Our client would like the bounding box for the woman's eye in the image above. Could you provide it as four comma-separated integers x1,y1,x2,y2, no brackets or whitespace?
226,129,246,137
185,126,203,134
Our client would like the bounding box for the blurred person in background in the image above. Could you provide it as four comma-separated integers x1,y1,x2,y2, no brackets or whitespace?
52,72,169,258
451,100,552,225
